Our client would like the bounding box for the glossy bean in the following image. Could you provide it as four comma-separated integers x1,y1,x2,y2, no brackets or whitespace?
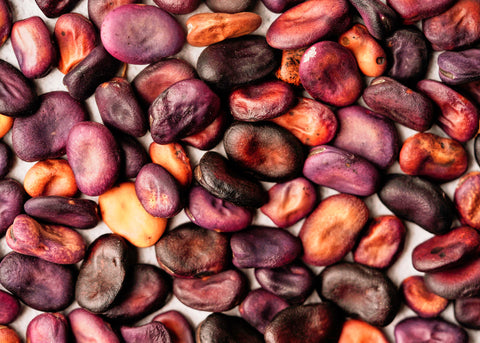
261,0,303,13
0,115,13,138
181,111,228,150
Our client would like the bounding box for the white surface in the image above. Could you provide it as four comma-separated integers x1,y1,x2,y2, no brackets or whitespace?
0,0,479,342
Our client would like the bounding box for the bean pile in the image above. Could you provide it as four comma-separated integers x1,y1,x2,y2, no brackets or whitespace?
0,0,480,342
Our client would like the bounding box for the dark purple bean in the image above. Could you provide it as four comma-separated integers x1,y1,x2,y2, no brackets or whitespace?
102,264,171,323
348,0,399,40
152,0,200,14
69,308,120,343
385,27,430,84
120,322,172,343
386,0,456,22
224,121,305,182
0,59,38,117
303,145,380,197
0,251,76,311
149,79,221,144
0,290,20,325
152,311,194,343
197,313,263,343
476,135,480,167
66,121,121,196
26,312,69,343
194,151,268,208
12,91,87,162
155,223,229,278
205,0,257,12
95,77,147,137
264,303,344,343
76,234,134,313
34,0,80,17
261,0,303,13
438,48,480,85
0,140,12,178
0,178,27,237
455,297,480,329
24,196,100,229
394,317,468,343
317,262,399,326
333,105,399,169
185,186,253,232
6,214,86,264
197,35,278,90
135,163,183,218
239,289,289,334
115,133,150,179
63,44,122,101
231,226,302,269
88,0,138,28
173,269,248,312
255,262,314,305
100,4,185,64
362,76,434,131
412,226,480,273
378,174,455,234
424,256,480,299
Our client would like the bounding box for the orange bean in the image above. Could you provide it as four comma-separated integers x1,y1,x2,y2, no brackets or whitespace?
23,158,77,197
339,23,387,77
149,142,192,187
0,114,13,138
0,326,21,343
338,319,389,343
401,275,449,318
98,182,167,248
275,48,306,87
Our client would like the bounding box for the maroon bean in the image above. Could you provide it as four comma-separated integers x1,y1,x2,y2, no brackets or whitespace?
95,77,147,137
100,4,185,64
332,105,399,169
266,0,351,50
12,91,87,162
0,178,27,237
261,0,303,13
412,226,480,272
299,41,363,107
102,264,172,323
155,223,229,278
116,133,150,179
317,262,399,326
26,312,69,343
75,234,134,313
69,308,120,343
6,214,86,264
181,111,228,150
455,297,480,329
88,0,138,28
24,196,100,229
34,0,80,17
120,322,172,343
173,269,248,312
394,317,468,343
153,310,194,343
455,172,480,229
185,186,253,232
239,288,289,334
230,226,302,269
224,121,305,182
254,262,314,305
0,290,20,325
264,303,344,343
196,313,263,343
0,140,12,178
348,0,399,40
0,252,76,311
152,0,200,14
66,121,121,196
386,0,456,23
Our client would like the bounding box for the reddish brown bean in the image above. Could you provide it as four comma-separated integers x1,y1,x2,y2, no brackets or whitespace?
386,0,456,23
455,172,480,229
401,275,449,318
196,313,263,343
153,310,194,343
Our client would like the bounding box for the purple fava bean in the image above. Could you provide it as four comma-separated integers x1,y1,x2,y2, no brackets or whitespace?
116,133,150,179
185,186,253,232
0,141,12,178
24,196,100,229
66,121,121,196
303,145,380,197
206,0,257,13
0,290,20,325
254,262,314,305
438,48,480,86
173,269,248,312
96,77,147,137
135,163,183,218
153,311,194,343
88,0,138,28
121,322,172,343
101,4,185,64
386,0,456,23
149,79,221,144
0,178,27,237
455,297,480,329
230,226,302,269
333,105,399,169
69,308,120,343
196,313,263,343
239,288,289,334
0,59,38,117
153,0,200,14
348,0,399,40
0,252,76,312
26,312,69,343
34,0,80,17
12,91,87,162
394,317,468,343
261,0,304,13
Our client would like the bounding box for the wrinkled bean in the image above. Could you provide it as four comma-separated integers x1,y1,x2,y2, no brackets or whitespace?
23,158,77,197
394,317,468,343
120,322,172,343
438,48,480,85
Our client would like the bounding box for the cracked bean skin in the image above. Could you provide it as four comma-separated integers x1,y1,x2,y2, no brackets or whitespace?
394,317,468,343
